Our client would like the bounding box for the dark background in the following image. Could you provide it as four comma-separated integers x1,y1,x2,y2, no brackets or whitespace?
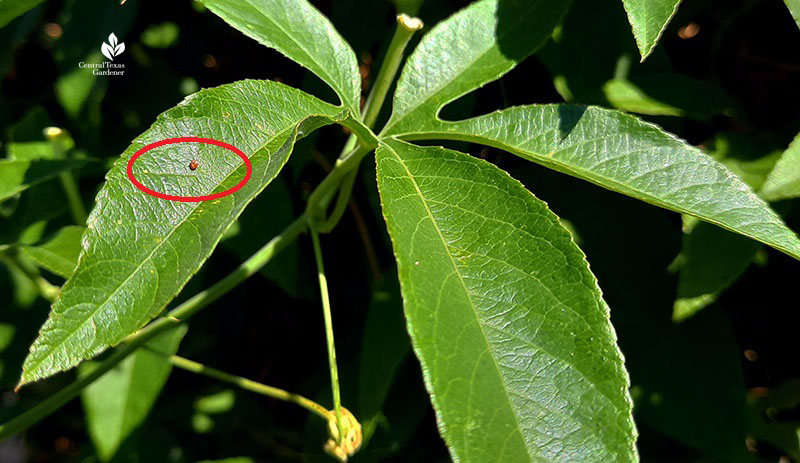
1,0,799,461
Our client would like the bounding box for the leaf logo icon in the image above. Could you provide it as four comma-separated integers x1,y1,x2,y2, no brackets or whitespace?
101,33,125,61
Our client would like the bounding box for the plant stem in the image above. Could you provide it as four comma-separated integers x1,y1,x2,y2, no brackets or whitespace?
161,353,331,421
361,14,423,130
0,216,307,440
58,173,87,226
310,227,343,442
307,14,422,230
46,127,87,225
0,252,59,303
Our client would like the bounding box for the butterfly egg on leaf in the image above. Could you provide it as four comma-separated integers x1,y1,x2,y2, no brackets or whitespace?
188,160,199,171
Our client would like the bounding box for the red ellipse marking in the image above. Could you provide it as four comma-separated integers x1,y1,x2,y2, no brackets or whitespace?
126,137,252,202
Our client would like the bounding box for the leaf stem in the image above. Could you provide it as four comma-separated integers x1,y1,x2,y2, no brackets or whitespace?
160,353,331,421
307,14,422,231
310,227,343,442
0,252,59,303
0,216,307,440
58,173,87,226
46,127,87,225
361,14,423,130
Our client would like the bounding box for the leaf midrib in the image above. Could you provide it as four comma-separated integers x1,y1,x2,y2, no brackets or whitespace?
382,141,534,462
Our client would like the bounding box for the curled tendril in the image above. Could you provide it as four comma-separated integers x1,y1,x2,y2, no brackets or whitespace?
323,407,362,462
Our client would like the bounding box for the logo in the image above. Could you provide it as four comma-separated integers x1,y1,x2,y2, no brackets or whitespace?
101,33,125,61
79,33,126,76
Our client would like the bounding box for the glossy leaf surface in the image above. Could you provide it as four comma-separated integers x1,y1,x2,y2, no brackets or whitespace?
376,138,636,462
382,0,570,136
201,0,361,113
620,0,683,60
19,80,354,386
395,104,800,261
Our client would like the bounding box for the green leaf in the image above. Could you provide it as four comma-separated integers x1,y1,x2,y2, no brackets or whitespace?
603,74,740,121
81,325,186,462
0,0,44,29
6,141,56,160
761,133,800,202
672,222,760,322
395,104,800,261
0,159,86,202
785,0,800,29
620,0,683,60
19,80,360,387
376,138,637,462
382,0,571,136
200,0,361,114
357,269,410,442
221,177,298,297
19,225,85,279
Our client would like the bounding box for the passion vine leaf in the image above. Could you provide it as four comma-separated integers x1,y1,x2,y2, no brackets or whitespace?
394,104,800,261
761,133,800,202
784,0,800,29
381,0,571,136
201,0,361,114
19,225,84,279
0,0,44,29
376,138,637,462
672,222,761,322
620,0,683,60
81,325,187,461
19,80,364,387
0,158,85,202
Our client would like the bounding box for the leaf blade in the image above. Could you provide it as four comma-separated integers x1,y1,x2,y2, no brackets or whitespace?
81,325,186,461
396,104,800,261
376,138,637,462
620,0,683,60
19,225,85,278
0,0,44,28
0,159,85,202
200,0,361,114
382,0,571,136
19,80,351,386
761,132,800,202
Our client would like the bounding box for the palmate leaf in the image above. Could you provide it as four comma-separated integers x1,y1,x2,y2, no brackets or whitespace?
376,138,636,462
393,105,800,261
381,0,571,136
620,0,683,60
18,80,365,387
201,0,361,114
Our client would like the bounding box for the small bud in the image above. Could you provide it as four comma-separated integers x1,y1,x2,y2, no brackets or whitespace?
43,127,66,140
323,407,362,462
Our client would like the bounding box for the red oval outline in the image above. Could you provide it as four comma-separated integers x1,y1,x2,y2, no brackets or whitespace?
126,137,252,202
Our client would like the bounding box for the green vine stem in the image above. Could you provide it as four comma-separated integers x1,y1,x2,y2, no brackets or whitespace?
309,14,423,231
45,127,87,225
362,14,423,130
0,251,59,303
310,226,344,442
0,216,307,439
159,352,331,420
